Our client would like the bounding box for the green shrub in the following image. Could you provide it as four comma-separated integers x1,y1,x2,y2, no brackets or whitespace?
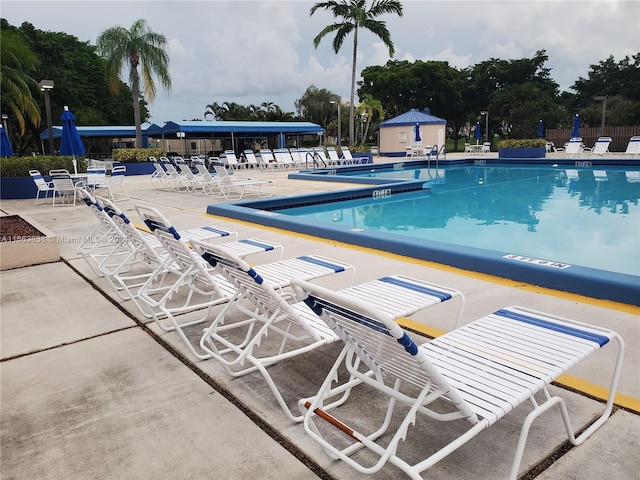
0,156,88,177
497,139,547,149
112,147,166,162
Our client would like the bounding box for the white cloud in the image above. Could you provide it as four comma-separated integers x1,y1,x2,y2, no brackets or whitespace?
2,0,638,123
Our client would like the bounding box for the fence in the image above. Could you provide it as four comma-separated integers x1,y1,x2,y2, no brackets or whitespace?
546,126,640,153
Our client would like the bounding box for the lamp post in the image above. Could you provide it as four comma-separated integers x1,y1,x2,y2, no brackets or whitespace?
330,99,341,147
360,111,368,145
480,110,489,144
593,95,607,137
39,80,55,155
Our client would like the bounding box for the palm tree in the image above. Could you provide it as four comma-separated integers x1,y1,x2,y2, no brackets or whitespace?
0,29,41,136
310,0,402,145
96,19,171,148
355,94,384,146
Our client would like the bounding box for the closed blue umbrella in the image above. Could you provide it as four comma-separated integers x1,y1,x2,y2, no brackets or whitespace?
571,114,580,138
0,125,13,157
537,119,544,139
474,121,482,144
414,123,421,143
60,106,85,174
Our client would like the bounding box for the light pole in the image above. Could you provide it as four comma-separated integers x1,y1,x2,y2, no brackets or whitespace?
39,80,55,155
330,99,341,147
480,110,489,144
176,131,186,156
360,111,368,145
593,95,607,137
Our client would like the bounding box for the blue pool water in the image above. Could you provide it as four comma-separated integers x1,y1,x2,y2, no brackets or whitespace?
280,166,640,277
208,161,640,304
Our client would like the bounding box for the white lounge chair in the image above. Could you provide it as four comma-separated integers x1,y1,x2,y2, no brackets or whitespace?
624,136,640,157
76,187,129,277
564,137,585,158
588,136,612,156
212,165,276,199
29,170,55,205
326,147,341,165
94,198,282,316
293,279,624,480
222,150,243,170
341,147,361,165
243,150,260,169
191,241,463,421
273,148,294,169
311,147,330,168
258,149,277,169
134,205,355,360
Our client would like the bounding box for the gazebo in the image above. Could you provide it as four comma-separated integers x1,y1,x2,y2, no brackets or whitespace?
379,108,447,157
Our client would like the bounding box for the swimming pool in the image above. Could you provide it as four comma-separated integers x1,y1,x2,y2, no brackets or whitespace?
208,160,640,305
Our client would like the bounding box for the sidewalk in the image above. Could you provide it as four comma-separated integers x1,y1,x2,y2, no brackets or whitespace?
1,160,638,479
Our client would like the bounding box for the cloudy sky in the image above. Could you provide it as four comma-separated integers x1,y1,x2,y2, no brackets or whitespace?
3,0,638,125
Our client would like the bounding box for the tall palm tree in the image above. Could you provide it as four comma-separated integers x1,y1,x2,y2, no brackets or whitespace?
310,0,402,145
0,30,41,136
96,19,171,148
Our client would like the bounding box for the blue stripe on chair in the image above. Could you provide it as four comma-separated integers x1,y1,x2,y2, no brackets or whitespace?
379,276,452,301
201,226,230,237
298,256,345,272
238,239,274,251
495,309,610,347
144,219,181,240
312,296,390,336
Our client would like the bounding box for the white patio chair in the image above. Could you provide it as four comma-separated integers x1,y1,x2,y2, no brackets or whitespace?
293,279,624,480
29,170,55,205
107,165,129,199
134,206,354,360
273,148,294,169
50,170,78,206
192,240,464,422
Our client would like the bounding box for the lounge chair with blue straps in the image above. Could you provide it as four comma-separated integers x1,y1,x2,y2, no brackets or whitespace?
293,279,624,480
190,240,464,422
135,205,354,360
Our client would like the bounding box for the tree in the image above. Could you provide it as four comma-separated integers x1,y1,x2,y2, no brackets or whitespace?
295,85,337,125
360,59,468,148
354,94,384,145
96,19,171,148
570,53,640,126
0,26,41,136
310,0,403,146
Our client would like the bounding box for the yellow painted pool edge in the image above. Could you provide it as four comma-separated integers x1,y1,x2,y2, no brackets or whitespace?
198,213,639,412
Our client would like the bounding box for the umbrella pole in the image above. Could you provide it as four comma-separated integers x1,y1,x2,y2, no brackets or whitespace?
72,155,78,175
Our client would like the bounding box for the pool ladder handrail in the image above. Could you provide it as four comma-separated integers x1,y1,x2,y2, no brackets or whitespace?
305,151,326,170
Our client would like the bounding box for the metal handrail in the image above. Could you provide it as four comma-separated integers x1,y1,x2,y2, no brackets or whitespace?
305,151,326,170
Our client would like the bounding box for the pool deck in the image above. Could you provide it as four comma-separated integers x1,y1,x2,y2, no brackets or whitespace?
1,153,639,479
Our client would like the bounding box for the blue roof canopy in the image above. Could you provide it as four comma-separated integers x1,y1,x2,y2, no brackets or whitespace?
380,108,446,127
39,123,156,140
156,120,325,137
